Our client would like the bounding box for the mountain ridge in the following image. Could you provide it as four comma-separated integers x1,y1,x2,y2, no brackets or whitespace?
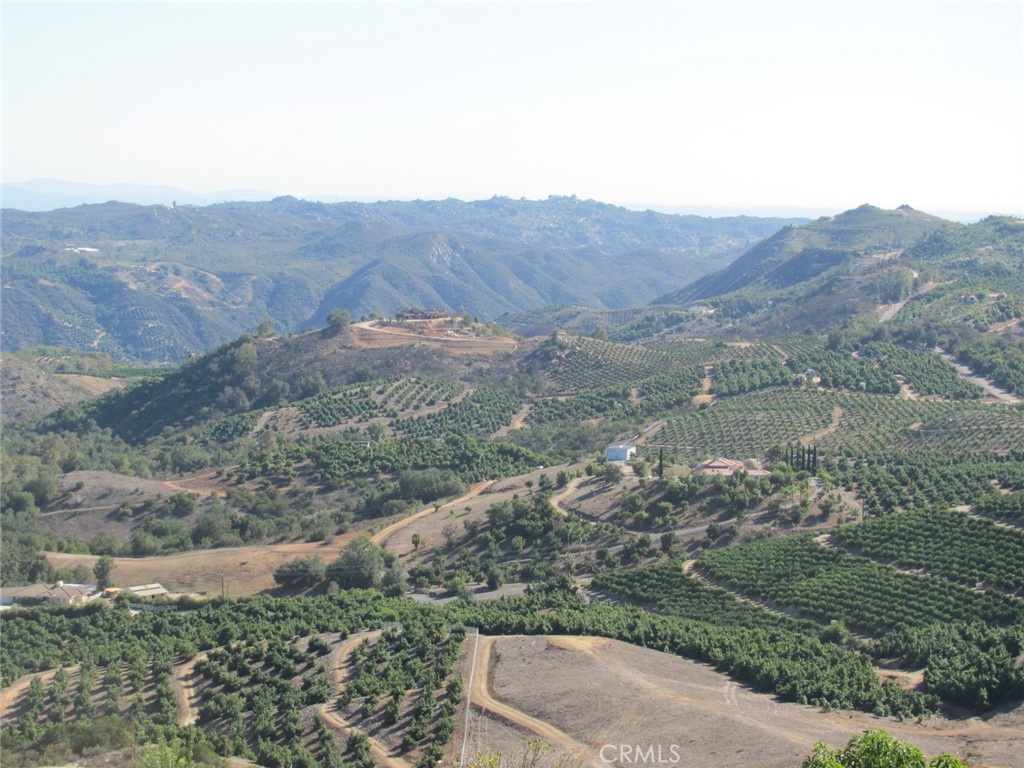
655,204,960,305
1,197,803,362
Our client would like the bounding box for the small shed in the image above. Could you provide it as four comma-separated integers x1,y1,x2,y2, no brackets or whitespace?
127,583,170,599
605,444,637,462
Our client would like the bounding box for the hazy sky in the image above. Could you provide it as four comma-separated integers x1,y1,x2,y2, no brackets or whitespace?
3,1,1022,216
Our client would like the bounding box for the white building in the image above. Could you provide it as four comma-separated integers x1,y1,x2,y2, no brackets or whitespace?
605,444,637,462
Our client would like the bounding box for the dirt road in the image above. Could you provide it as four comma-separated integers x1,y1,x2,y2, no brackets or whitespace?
549,477,584,517
173,652,207,726
319,630,411,768
935,347,1021,404
469,636,599,765
692,365,716,406
799,405,844,445
45,529,363,596
492,404,531,438
351,322,517,355
372,480,495,547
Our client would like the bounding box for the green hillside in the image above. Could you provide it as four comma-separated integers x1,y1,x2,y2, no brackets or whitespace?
659,205,959,302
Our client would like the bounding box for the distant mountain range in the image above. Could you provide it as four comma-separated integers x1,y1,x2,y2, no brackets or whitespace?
1,195,802,362
1,178,278,211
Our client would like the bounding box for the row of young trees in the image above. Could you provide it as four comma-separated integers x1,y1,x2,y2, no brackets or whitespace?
826,450,1024,516
0,570,1010,765
833,505,1024,593
235,433,549,489
698,533,1024,709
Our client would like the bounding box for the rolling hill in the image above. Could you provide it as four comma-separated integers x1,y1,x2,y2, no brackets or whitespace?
659,204,959,302
650,205,1024,340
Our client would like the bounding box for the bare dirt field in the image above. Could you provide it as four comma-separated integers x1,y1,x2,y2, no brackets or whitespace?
350,322,517,355
457,635,1024,768
55,374,131,396
42,479,507,595
45,531,363,596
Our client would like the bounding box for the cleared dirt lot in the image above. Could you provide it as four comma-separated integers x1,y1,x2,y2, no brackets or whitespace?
42,480,504,595
55,373,131,396
457,635,1024,768
45,532,362,596
351,322,517,355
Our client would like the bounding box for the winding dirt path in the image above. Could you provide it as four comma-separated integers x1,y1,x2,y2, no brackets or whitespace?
162,479,213,497
799,405,844,445
692,365,716,405
549,477,583,517
160,466,235,497
0,667,69,727
173,652,207,726
371,480,494,546
319,630,412,768
250,410,275,436
877,281,939,324
507,404,530,431
469,636,596,763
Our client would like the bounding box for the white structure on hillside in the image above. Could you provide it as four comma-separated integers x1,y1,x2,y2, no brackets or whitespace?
605,444,637,462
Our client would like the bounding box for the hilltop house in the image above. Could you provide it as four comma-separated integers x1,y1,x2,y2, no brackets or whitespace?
396,307,450,321
693,457,746,476
693,457,771,478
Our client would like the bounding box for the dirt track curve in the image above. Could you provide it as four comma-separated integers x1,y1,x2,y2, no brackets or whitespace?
372,480,494,546
468,636,599,765
173,652,207,726
549,477,584,517
319,630,412,768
